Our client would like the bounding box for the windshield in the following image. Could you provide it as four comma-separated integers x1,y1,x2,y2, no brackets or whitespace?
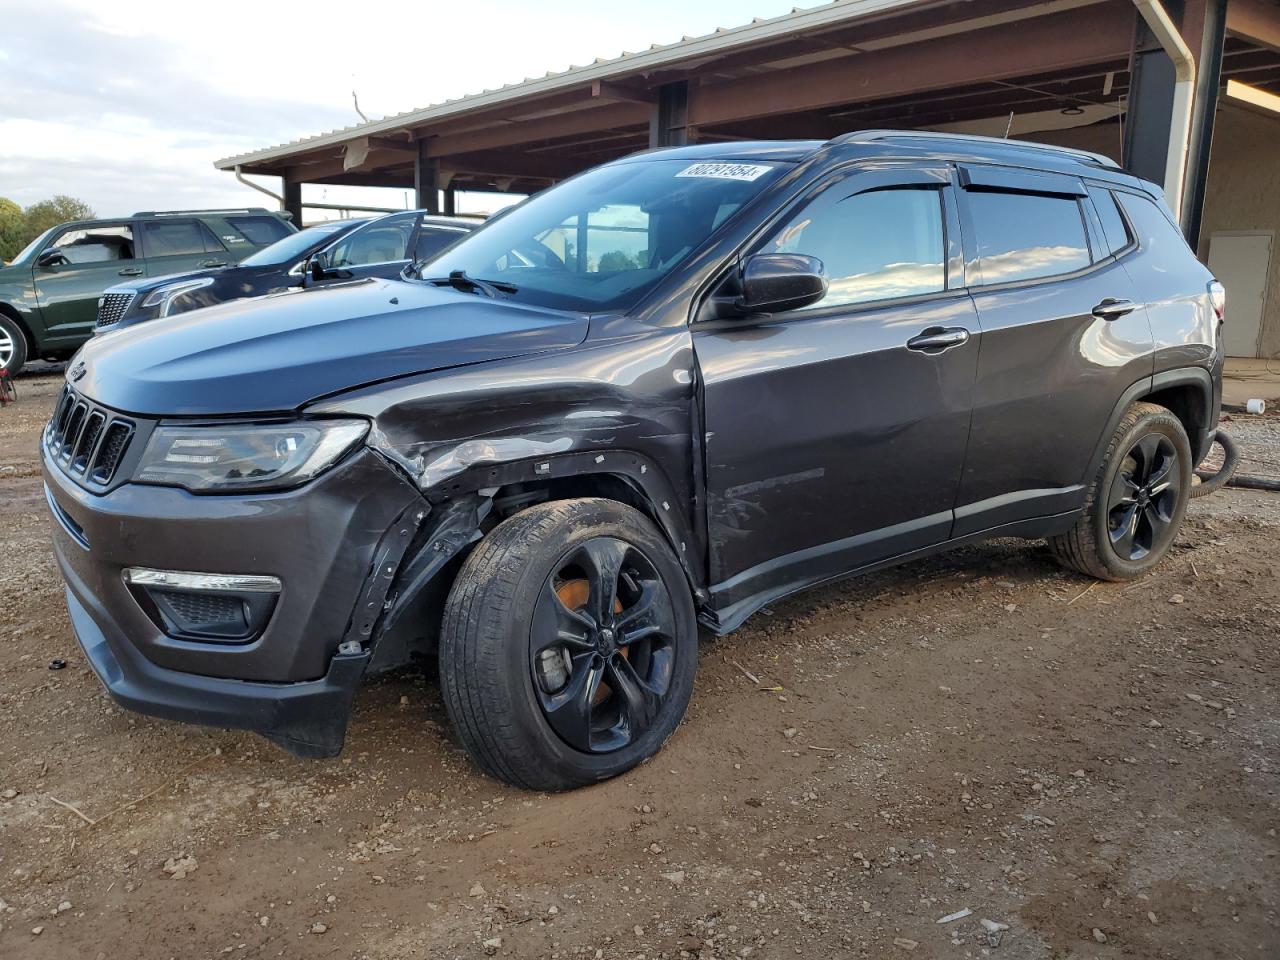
8,227,57,265
414,158,785,312
239,220,360,267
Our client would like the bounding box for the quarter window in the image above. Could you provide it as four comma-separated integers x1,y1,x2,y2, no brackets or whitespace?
1115,192,1182,255
227,215,292,245
966,191,1091,285
765,187,946,310
1090,188,1132,256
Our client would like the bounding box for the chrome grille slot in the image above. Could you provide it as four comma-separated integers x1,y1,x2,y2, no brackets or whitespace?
96,292,135,328
72,411,106,473
52,389,75,445
44,386,138,490
60,402,88,461
91,421,133,485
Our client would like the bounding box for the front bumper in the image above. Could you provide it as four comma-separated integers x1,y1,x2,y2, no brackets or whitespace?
43,444,424,756
63,585,369,757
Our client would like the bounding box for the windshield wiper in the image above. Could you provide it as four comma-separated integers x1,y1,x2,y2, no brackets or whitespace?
419,269,517,298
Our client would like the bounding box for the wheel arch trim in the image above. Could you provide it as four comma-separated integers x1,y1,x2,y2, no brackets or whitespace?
1086,367,1214,482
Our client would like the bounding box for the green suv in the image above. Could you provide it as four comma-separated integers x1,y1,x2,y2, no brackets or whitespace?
0,208,294,374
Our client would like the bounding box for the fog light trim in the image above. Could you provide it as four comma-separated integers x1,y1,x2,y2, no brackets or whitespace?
123,567,282,594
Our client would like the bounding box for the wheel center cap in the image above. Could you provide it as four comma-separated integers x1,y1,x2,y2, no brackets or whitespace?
597,628,616,654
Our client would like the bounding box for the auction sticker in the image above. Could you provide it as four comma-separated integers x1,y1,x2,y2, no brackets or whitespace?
675,162,773,182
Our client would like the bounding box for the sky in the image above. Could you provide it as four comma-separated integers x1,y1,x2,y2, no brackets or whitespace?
0,0,805,220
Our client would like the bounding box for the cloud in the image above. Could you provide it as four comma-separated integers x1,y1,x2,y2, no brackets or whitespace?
0,0,802,217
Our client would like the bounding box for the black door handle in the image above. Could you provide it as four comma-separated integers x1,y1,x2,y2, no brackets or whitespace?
117,267,144,277
1092,297,1136,320
906,326,970,353
199,259,228,268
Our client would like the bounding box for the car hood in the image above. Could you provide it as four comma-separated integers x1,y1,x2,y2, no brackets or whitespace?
76,278,591,416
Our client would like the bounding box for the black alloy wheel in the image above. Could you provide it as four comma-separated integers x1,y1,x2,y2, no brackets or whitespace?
1106,433,1181,561
439,498,698,791
530,537,678,754
1048,401,1192,581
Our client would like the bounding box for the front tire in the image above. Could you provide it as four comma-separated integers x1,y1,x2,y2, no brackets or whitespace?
0,314,28,376
439,498,698,791
1049,401,1192,581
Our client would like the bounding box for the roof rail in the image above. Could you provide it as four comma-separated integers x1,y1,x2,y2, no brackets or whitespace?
131,208,276,217
830,129,1121,169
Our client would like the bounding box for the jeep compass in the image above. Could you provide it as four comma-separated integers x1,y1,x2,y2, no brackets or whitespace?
42,131,1224,790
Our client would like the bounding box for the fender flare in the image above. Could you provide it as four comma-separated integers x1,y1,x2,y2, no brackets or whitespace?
1084,366,1215,482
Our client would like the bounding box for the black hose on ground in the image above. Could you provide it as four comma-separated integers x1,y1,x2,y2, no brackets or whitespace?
1191,429,1241,498
1191,429,1280,495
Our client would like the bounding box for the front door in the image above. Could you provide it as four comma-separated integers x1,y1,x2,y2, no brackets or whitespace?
306,212,419,286
694,166,979,622
33,222,144,343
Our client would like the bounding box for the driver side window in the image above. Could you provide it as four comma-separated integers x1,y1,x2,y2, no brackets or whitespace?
48,224,135,264
766,187,946,311
327,216,415,267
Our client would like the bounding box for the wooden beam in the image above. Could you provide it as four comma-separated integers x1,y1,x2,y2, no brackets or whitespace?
1227,0,1280,53
591,79,656,104
428,101,650,157
288,145,422,183
687,5,1136,127
440,150,585,182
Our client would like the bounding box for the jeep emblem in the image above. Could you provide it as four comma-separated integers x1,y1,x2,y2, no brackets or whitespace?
70,361,86,382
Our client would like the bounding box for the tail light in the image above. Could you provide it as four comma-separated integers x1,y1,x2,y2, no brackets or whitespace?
1208,280,1225,321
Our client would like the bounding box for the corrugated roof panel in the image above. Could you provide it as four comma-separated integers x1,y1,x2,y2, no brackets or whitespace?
214,0,926,170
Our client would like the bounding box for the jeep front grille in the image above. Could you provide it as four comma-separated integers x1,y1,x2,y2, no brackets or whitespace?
95,292,135,328
46,387,136,488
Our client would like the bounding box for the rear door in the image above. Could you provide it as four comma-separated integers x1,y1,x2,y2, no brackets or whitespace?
695,164,979,612
953,166,1154,536
33,222,144,341
138,218,230,279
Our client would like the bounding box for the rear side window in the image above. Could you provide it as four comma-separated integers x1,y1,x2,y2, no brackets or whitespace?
227,215,291,245
141,220,223,257
1115,192,1184,256
966,191,1091,285
1090,188,1132,256
413,227,469,262
765,187,946,309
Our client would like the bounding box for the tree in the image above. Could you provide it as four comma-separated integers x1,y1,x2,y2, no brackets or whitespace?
0,198,23,263
22,195,95,238
0,195,96,264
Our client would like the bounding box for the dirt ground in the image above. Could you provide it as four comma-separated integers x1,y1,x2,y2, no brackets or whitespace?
1,369,1277,960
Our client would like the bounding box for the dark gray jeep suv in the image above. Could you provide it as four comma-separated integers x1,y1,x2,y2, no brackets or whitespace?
42,131,1223,790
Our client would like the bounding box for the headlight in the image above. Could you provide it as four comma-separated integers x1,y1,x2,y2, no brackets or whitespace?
134,420,368,492
141,277,216,317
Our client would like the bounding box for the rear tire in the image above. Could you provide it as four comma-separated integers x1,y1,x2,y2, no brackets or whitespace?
439,498,698,791
1049,401,1192,581
0,314,28,376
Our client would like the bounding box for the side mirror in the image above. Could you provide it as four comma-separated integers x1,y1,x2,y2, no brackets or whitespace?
307,252,329,282
738,253,827,314
36,249,66,268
